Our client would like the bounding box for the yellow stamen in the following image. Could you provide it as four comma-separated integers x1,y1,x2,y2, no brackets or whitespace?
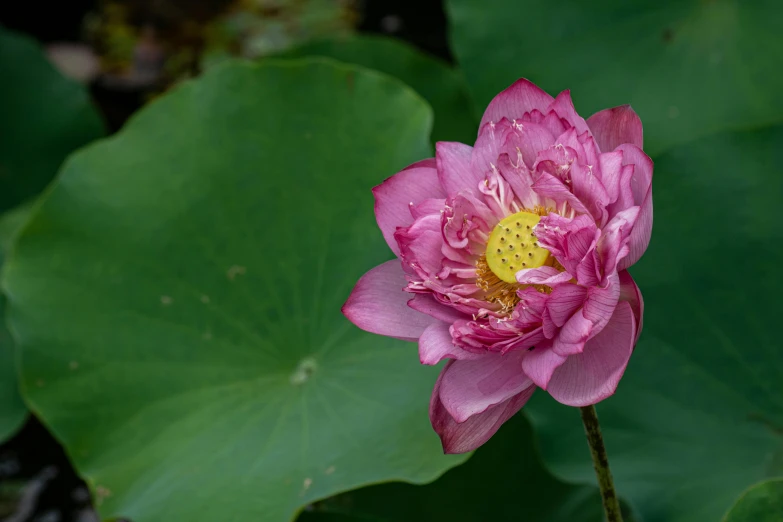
485,210,550,284
474,207,559,313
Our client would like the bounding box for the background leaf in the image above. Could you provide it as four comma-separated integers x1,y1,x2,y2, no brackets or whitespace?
723,479,783,522
0,204,33,441
446,0,783,155
3,59,468,522
0,25,105,213
298,414,636,522
280,34,476,143
526,125,783,522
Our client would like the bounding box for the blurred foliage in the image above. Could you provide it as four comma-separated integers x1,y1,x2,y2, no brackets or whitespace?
447,0,783,156
84,0,357,89
279,35,476,144
0,24,104,443
0,26,105,214
723,479,783,522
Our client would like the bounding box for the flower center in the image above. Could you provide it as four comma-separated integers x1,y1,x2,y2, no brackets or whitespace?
485,211,549,284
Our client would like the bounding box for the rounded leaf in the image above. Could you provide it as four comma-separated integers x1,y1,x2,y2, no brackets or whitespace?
3,59,467,522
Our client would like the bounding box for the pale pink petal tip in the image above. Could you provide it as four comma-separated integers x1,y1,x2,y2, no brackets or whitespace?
430,361,536,454
342,260,435,341
479,78,554,128
587,105,643,152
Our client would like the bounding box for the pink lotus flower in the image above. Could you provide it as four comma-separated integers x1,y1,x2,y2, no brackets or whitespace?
343,79,651,454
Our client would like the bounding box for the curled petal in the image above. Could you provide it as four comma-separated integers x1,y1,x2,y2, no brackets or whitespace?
342,261,436,341
439,351,532,423
545,284,588,327
615,144,653,269
431,361,536,454
419,322,483,365
373,161,444,256
598,206,640,277
547,90,589,135
408,293,466,324
586,105,643,153
618,270,644,343
547,301,636,406
521,342,566,389
516,265,573,286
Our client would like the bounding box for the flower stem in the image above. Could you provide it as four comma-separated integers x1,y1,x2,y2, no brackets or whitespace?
580,404,623,522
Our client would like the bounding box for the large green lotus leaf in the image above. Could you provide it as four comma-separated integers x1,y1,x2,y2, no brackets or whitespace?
525,126,783,522
280,34,476,144
446,0,783,155
299,414,637,522
2,59,468,522
723,479,783,522
0,203,34,441
0,26,105,212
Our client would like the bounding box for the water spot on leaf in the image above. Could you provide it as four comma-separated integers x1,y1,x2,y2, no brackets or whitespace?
226,265,246,280
290,357,317,385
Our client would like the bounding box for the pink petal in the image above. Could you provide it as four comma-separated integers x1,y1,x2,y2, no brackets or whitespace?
479,78,554,128
471,119,508,173
545,284,588,327
615,144,653,270
597,151,624,204
586,105,643,153
395,214,444,278
569,162,610,225
618,270,644,343
547,301,636,407
438,351,533,423
436,141,479,196
408,293,466,323
373,162,444,257
342,260,436,341
419,322,483,365
582,272,621,337
496,152,539,210
502,121,556,169
547,90,589,135
552,309,593,356
430,362,536,454
516,266,573,286
597,206,640,277
531,172,591,216
521,343,567,389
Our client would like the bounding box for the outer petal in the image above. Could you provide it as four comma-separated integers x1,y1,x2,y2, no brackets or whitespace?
615,144,653,270
521,343,566,389
430,362,536,454
479,78,554,128
342,260,436,341
547,301,636,406
586,105,644,153
408,293,466,324
419,322,483,365
373,161,444,257
438,351,532,423
436,141,479,196
618,270,644,343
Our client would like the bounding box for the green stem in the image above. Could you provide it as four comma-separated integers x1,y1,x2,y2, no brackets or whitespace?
580,405,623,522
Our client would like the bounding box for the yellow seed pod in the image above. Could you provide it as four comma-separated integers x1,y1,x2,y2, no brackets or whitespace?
485,211,549,283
